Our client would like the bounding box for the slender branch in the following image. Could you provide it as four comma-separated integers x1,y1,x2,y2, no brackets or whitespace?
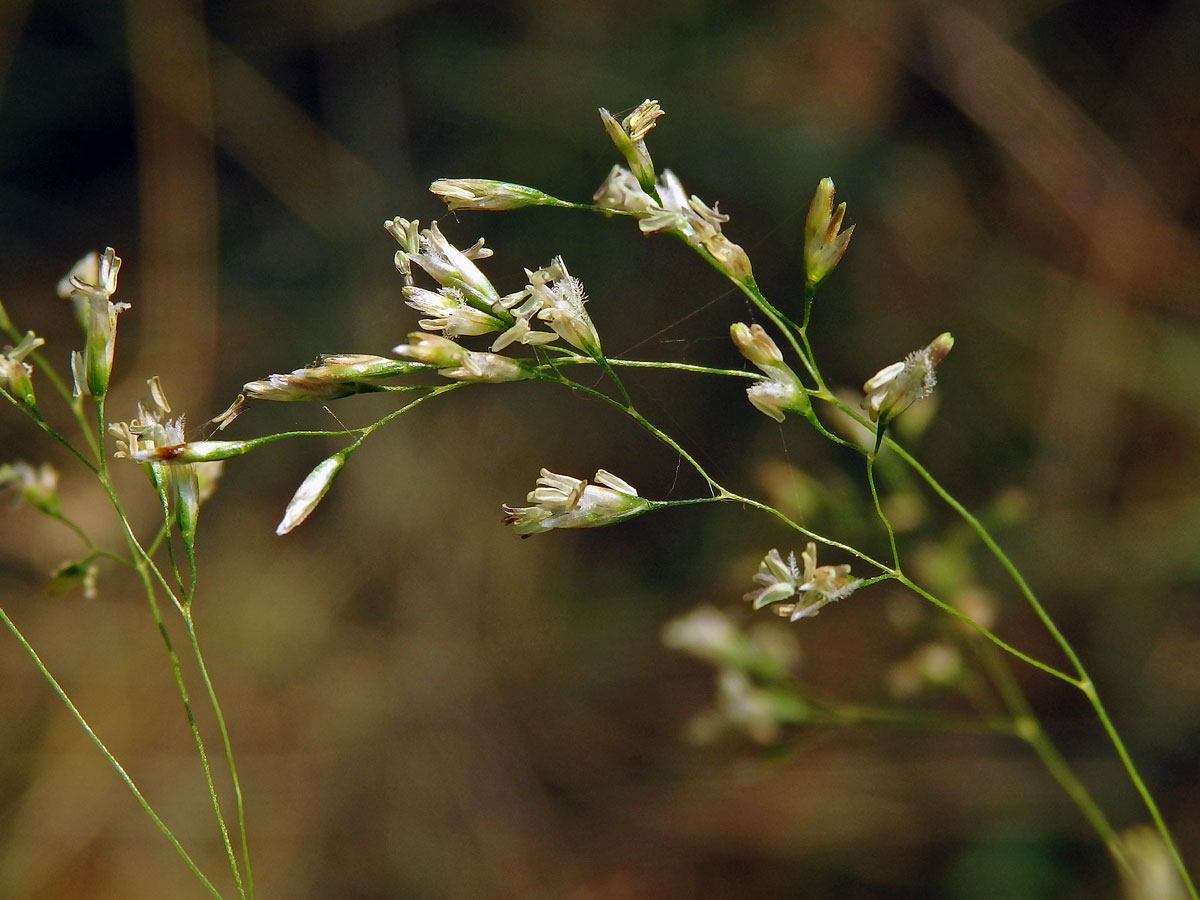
866,454,901,573
185,610,255,900
973,638,1131,874
0,603,226,899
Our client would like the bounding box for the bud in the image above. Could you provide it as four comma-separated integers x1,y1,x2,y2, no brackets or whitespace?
439,352,532,383
58,248,128,398
244,355,413,402
126,439,256,464
0,331,46,411
599,100,663,192
0,461,60,516
702,231,754,285
393,332,470,368
730,322,784,369
730,323,810,422
276,452,346,535
429,179,569,211
803,178,855,286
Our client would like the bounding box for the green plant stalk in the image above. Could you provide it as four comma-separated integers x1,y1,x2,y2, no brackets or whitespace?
185,610,255,900
886,438,1197,898
0,317,100,460
0,385,100,475
92,391,248,898
848,391,1127,870
866,454,901,573
129,542,247,900
0,602,226,900
973,636,1131,874
548,368,1078,685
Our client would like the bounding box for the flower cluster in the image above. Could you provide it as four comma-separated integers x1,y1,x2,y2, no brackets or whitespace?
502,468,651,537
384,218,603,367
109,378,226,547
594,165,753,284
392,332,531,382
0,460,60,516
744,544,860,621
590,100,752,284
663,604,805,744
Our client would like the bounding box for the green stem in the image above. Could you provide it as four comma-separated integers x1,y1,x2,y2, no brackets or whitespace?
136,559,246,900
0,385,99,475
895,575,1078,686
548,355,759,379
94,454,245,895
883,434,1195,896
974,638,1131,874
185,609,255,900
866,454,901,573
0,602,226,899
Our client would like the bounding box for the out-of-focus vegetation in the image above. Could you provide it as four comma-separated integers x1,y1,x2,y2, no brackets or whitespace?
1,1,1198,897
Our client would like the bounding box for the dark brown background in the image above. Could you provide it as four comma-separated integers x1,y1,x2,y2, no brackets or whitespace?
1,0,1198,897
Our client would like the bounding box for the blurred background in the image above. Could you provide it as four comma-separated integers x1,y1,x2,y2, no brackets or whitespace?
1,0,1198,897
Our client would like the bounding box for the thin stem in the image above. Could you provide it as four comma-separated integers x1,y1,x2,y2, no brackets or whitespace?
0,385,99,475
974,638,1131,874
185,609,255,900
0,603,225,899
95,448,245,895
1083,679,1196,896
804,699,1017,736
884,434,1195,895
136,558,247,900
540,370,728,497
545,355,759,380
865,453,901,572
897,575,1079,687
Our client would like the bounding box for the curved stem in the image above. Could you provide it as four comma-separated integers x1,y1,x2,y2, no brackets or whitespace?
0,603,226,899
880,428,1195,895
973,637,1131,874
0,385,99,475
866,454,901,572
